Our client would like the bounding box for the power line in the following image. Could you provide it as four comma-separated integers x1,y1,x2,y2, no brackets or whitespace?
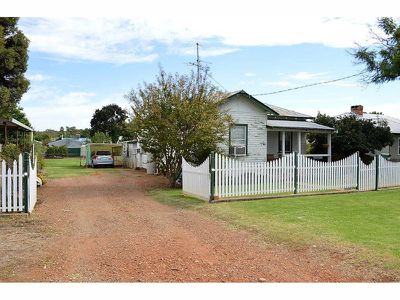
252,72,364,97
187,42,227,91
209,74,227,91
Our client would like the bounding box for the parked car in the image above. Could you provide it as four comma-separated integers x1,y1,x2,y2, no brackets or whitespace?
91,150,114,167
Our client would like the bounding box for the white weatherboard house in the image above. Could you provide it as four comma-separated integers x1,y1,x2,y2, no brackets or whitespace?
218,90,335,162
338,105,400,161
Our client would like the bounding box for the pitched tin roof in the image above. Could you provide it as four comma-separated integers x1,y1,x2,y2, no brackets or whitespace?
225,90,312,119
337,112,400,134
267,120,335,132
266,104,312,119
48,138,86,148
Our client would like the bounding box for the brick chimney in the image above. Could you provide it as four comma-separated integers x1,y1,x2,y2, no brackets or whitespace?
351,105,364,116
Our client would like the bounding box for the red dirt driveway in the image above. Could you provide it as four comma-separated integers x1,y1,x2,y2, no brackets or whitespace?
1,169,395,282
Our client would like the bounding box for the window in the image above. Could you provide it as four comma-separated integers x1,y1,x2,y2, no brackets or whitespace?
398,137,400,155
229,124,247,155
278,132,292,153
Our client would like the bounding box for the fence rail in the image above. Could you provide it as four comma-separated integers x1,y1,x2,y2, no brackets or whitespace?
182,152,400,201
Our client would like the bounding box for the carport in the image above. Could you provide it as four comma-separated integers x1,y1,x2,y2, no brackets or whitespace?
80,143,123,167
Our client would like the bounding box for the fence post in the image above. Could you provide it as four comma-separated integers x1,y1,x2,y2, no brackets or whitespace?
23,152,29,213
375,154,379,191
356,151,360,190
294,152,298,194
209,153,216,202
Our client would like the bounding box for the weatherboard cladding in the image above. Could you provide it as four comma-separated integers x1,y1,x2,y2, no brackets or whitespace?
219,93,267,162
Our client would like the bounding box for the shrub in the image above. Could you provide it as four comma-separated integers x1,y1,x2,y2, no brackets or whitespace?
0,143,21,166
45,145,68,158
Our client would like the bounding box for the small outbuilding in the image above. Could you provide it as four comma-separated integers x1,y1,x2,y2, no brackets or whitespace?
80,143,123,167
121,140,155,174
0,118,34,150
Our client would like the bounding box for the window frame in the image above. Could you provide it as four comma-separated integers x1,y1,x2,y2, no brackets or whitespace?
278,131,293,154
229,124,248,156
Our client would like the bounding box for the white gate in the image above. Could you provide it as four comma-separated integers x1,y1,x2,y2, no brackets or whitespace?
182,157,210,200
378,156,400,188
0,154,38,214
359,157,376,191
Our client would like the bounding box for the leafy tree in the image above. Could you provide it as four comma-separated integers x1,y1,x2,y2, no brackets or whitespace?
126,68,231,187
11,105,31,127
307,113,336,155
353,17,400,83
59,126,65,138
0,18,30,118
308,113,394,162
34,132,51,145
91,131,111,143
80,128,91,138
90,104,128,143
65,126,79,138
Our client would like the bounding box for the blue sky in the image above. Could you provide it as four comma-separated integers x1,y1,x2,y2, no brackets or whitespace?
11,4,400,130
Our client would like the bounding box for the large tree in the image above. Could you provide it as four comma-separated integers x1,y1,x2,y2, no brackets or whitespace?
0,18,30,118
90,104,128,143
126,68,231,187
353,17,400,83
308,113,394,162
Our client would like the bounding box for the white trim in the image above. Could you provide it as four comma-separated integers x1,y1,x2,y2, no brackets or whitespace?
398,137,400,156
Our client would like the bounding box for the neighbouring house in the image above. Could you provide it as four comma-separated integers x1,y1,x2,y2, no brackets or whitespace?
48,137,88,157
121,140,155,174
0,118,34,151
218,90,335,162
338,105,400,161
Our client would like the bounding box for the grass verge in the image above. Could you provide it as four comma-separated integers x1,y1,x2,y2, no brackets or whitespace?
150,188,400,270
44,157,117,179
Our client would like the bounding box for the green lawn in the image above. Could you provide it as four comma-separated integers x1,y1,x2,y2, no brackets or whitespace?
44,157,117,179
150,188,400,269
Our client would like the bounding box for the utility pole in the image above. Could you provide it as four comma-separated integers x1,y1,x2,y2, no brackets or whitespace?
196,42,200,82
187,42,202,83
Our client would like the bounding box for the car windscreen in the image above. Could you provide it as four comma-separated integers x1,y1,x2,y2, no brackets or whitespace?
96,151,111,156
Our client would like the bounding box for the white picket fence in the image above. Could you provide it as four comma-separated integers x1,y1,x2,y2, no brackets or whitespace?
182,152,400,201
378,156,400,188
0,154,38,213
298,153,358,193
182,157,210,200
214,153,295,198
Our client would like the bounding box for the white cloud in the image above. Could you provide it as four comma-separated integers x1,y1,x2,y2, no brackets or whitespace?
288,72,328,80
177,46,239,57
264,81,291,87
19,15,378,64
27,73,51,81
244,72,256,77
21,85,130,130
